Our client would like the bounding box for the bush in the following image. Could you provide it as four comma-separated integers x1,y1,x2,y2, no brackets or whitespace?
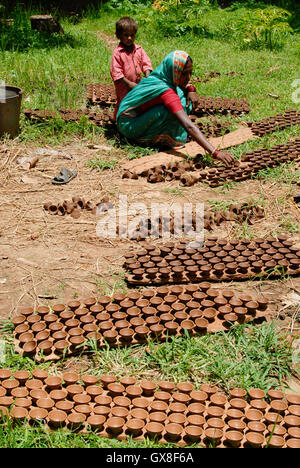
132,0,214,38
235,7,293,50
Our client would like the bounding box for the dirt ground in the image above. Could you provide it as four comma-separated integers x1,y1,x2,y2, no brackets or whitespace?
0,129,300,387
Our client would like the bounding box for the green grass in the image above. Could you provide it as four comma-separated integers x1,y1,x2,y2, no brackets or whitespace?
87,157,118,171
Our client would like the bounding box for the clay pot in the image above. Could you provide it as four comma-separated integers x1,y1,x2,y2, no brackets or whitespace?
112,397,129,410
102,329,117,344
21,341,37,356
245,431,264,448
84,385,102,401
126,418,145,436
150,400,168,413
248,421,266,433
62,372,80,386
195,318,208,333
187,402,205,415
107,416,125,435
200,384,218,396
206,405,225,419
37,340,53,355
268,389,284,401
14,397,31,409
154,391,171,402
37,397,55,411
186,410,206,427
0,396,14,408
73,393,92,405
100,374,117,390
165,423,183,441
165,321,179,335
267,434,285,448
284,414,300,427
0,405,9,421
67,412,86,430
86,414,105,432
286,394,300,405
149,411,167,424
124,385,141,399
74,403,93,416
10,406,28,422
14,323,30,337
288,405,300,417
92,404,110,417
157,380,175,393
207,417,225,430
245,387,265,402
131,408,148,420
49,389,68,402
229,398,247,411
226,408,244,420
265,411,283,425
168,412,186,425
119,376,136,387
270,399,288,414
140,380,156,397
228,419,246,432
106,382,125,398
25,379,43,391
48,409,67,428
29,389,47,404
11,387,28,398
55,400,74,413
2,379,19,394
190,390,208,403
225,430,243,448
177,382,193,394
287,426,300,438
229,387,247,399
204,427,223,446
173,392,190,405
245,409,263,422
286,438,300,448
169,402,186,414
210,393,227,407
45,376,63,390
29,407,48,424
66,384,84,398
111,406,129,418
145,421,164,439
120,327,134,343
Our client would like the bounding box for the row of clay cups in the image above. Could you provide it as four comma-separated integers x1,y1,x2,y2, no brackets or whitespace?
1,368,299,408
132,246,300,264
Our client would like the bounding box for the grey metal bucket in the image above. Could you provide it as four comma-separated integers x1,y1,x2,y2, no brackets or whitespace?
0,85,23,138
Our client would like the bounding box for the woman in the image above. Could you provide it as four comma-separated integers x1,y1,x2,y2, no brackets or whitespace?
116,50,234,166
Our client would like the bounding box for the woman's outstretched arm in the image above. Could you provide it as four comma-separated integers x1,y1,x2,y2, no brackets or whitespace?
174,109,235,166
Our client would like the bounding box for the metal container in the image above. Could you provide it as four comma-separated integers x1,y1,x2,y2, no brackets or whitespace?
0,85,22,138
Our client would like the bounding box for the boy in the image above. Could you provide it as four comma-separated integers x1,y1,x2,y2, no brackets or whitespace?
110,17,153,119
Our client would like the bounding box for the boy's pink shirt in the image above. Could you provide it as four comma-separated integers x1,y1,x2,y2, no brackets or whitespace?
110,43,152,115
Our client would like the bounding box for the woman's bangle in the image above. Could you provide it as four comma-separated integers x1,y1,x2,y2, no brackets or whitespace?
186,85,197,93
212,149,220,157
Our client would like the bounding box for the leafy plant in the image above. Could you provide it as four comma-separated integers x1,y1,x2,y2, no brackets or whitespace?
236,7,293,50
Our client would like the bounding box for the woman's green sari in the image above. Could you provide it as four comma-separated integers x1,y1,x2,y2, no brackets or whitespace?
116,50,192,148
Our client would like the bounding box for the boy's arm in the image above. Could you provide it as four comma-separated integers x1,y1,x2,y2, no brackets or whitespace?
116,77,138,90
140,48,153,77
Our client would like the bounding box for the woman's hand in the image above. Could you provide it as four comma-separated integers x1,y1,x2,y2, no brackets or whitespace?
213,150,235,167
186,91,198,110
